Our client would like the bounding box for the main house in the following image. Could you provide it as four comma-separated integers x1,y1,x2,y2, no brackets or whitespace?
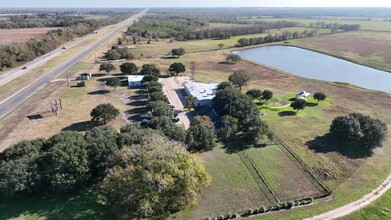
184,82,218,106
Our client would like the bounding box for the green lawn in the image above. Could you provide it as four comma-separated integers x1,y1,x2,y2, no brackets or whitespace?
0,187,113,220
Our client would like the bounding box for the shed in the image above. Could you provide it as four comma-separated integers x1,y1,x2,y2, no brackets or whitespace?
128,75,145,87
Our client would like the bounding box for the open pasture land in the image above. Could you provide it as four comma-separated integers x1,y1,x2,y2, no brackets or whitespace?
287,31,391,72
245,17,391,32
0,27,58,43
128,27,331,57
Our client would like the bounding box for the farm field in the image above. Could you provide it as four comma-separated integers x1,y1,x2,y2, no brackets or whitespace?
244,17,391,32
0,27,59,42
287,31,391,72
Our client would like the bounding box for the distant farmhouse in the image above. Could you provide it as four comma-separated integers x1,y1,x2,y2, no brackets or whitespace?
128,75,145,87
184,82,218,106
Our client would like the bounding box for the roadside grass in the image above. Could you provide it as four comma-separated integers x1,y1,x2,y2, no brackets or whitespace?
244,17,391,32
0,187,113,220
341,187,391,220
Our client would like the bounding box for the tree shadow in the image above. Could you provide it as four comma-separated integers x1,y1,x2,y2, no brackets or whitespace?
88,90,110,95
112,72,126,76
160,56,179,59
305,102,318,107
0,188,113,220
127,99,148,107
218,61,234,65
306,133,373,159
278,111,297,117
127,107,147,115
221,139,268,154
62,121,97,132
91,73,106,77
289,97,297,101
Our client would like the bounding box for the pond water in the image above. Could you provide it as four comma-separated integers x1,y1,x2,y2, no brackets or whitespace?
234,46,391,93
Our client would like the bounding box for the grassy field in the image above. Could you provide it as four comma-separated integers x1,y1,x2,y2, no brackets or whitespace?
128,27,332,57
244,17,391,32
341,189,391,219
0,187,113,220
286,31,391,72
207,22,250,28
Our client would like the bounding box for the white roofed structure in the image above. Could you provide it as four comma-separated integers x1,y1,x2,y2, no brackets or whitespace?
184,82,218,106
128,75,145,87
296,91,311,100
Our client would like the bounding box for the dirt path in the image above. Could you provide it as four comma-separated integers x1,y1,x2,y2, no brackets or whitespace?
305,173,391,220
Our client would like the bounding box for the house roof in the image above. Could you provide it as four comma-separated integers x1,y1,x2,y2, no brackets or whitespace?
296,91,310,97
184,82,218,101
128,75,144,82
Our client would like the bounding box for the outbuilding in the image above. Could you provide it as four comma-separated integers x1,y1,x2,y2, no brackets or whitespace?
184,82,218,106
128,75,145,87
296,91,311,100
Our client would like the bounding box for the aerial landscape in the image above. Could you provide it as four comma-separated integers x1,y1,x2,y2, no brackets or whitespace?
0,0,391,219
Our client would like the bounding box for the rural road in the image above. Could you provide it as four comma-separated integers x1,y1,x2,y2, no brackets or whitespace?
0,9,147,120
305,173,391,219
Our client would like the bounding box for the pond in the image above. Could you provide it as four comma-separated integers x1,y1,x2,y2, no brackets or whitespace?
233,46,391,93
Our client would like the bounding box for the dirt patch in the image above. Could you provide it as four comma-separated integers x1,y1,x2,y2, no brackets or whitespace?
314,168,335,181
0,27,60,43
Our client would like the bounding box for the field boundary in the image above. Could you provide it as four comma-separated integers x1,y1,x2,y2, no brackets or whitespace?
270,130,332,198
238,151,279,204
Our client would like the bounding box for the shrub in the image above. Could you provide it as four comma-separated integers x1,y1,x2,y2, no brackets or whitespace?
219,215,225,220
247,208,254,215
287,201,294,209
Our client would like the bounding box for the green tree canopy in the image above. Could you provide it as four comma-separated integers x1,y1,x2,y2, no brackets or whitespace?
106,77,121,91
225,53,241,64
186,116,216,152
39,131,90,193
290,99,306,112
168,62,186,76
171,48,185,57
140,64,160,76
184,95,197,110
99,63,116,74
101,135,211,219
330,113,388,148
246,89,263,100
228,70,250,91
84,126,119,176
313,92,327,103
262,90,273,101
90,103,120,124
120,62,138,75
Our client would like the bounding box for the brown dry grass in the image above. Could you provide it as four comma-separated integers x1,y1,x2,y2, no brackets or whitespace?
289,31,391,72
0,27,59,43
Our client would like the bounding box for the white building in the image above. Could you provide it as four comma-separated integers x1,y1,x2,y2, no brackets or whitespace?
296,91,311,100
128,75,145,87
184,82,218,107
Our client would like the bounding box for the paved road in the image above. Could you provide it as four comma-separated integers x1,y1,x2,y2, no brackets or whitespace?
0,9,147,120
0,22,113,87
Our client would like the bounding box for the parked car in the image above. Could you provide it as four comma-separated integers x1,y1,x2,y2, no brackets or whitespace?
140,114,152,119
141,119,150,124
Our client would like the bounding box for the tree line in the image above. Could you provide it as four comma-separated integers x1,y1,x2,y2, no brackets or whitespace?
0,14,129,70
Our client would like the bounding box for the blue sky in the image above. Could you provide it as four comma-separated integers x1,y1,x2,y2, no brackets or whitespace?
1,0,391,8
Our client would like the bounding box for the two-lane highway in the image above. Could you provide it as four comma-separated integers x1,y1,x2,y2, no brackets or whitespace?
0,9,147,120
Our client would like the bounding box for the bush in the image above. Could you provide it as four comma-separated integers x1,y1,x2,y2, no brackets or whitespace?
287,201,294,209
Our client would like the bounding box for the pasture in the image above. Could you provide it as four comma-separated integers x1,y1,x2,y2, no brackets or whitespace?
0,27,58,42
287,31,391,72
244,17,391,32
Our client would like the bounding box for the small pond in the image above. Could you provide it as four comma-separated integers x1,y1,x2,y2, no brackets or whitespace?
234,46,391,93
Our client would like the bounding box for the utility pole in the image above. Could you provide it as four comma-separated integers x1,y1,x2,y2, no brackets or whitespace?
66,74,69,87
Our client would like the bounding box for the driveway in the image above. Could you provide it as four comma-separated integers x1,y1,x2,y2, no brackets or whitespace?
160,76,194,129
